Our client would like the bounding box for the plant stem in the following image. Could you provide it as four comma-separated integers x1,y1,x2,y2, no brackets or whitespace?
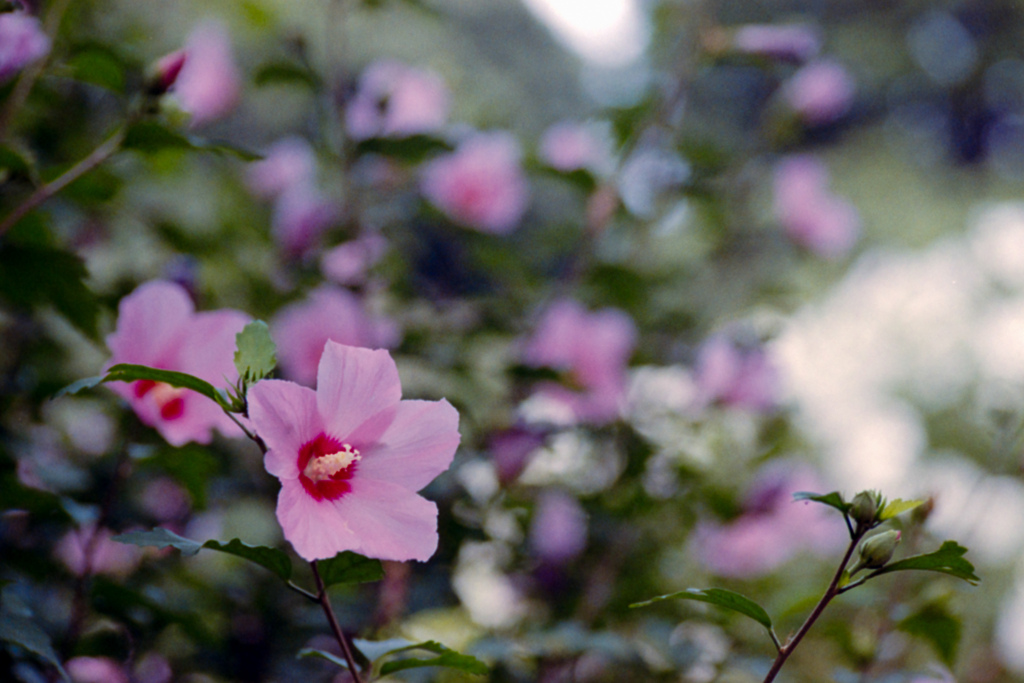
0,123,127,236
761,531,864,683
311,560,365,683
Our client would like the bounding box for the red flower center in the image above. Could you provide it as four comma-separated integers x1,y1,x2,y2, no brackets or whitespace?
297,432,360,501
134,380,186,421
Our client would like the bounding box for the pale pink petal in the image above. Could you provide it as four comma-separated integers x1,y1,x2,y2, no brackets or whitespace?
105,281,194,367
357,399,460,490
173,21,241,128
276,480,359,560
179,309,250,384
248,379,321,478
316,343,402,440
336,478,439,561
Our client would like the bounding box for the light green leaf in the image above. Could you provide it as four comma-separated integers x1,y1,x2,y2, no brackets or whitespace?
630,587,773,631
879,498,924,520
112,527,203,556
317,552,384,588
871,541,980,584
297,647,350,669
234,320,277,384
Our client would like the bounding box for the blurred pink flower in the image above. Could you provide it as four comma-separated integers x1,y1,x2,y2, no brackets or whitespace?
320,233,388,285
169,21,241,128
55,525,142,579
66,656,129,683
0,11,50,83
732,24,820,63
272,286,400,387
773,154,860,258
421,131,529,234
133,653,173,683
272,183,341,255
247,137,318,199
530,489,588,564
489,427,544,485
105,280,250,446
693,333,779,412
246,137,340,255
347,60,450,140
522,299,637,424
539,121,612,174
781,58,855,125
247,342,461,561
691,462,846,578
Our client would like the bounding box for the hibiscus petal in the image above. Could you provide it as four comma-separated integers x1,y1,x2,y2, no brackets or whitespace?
105,281,194,367
277,480,359,561
316,343,401,440
337,478,439,561
179,309,250,384
357,399,460,491
248,379,321,478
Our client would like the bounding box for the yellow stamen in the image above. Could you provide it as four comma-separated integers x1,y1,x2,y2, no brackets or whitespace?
304,444,361,481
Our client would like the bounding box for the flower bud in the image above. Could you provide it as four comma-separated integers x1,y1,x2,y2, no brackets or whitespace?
146,50,186,96
857,529,901,570
850,490,879,528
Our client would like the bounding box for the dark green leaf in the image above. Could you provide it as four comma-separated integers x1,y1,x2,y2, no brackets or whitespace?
375,640,488,677
201,538,292,582
104,364,223,406
123,121,194,154
234,320,277,383
317,552,384,587
0,144,33,178
67,48,126,93
112,527,203,556
871,541,980,584
253,62,319,89
0,608,71,681
793,490,850,515
630,588,773,631
897,602,961,666
0,244,101,338
355,135,451,163
113,528,294,581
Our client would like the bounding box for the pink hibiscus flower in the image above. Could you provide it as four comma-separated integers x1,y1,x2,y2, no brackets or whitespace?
105,280,250,446
271,286,400,387
692,332,779,413
691,461,846,578
420,131,529,234
167,21,241,128
522,299,637,424
247,342,460,561
732,23,820,63
346,59,451,140
539,121,612,174
773,154,860,258
780,58,855,126
0,11,50,83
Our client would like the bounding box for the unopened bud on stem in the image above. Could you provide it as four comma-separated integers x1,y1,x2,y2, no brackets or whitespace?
850,490,880,530
851,529,901,575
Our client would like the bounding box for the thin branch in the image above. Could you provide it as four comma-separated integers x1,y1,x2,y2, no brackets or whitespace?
311,561,365,683
0,124,127,236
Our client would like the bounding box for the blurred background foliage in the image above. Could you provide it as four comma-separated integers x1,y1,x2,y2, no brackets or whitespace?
4,0,1024,681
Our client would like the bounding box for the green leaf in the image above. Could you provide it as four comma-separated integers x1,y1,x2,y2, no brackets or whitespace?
897,602,961,666
67,48,126,93
372,640,488,677
112,527,203,555
0,606,71,682
879,498,924,520
52,375,105,399
123,122,260,160
297,647,350,669
234,320,277,384
317,552,384,587
253,62,319,89
104,364,224,406
871,541,980,584
355,135,451,163
113,528,294,581
0,244,102,338
793,491,850,515
201,538,292,582
0,144,33,178
630,588,773,631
